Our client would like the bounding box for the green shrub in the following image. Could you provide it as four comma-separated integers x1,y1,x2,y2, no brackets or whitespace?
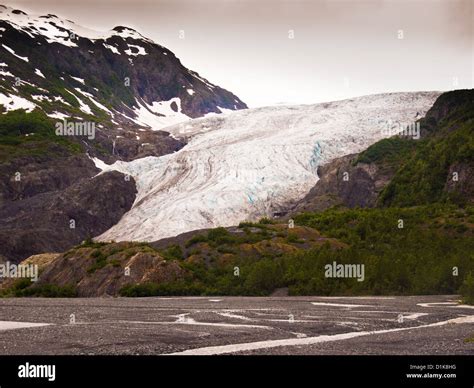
286,232,303,244
0,109,83,162
185,234,208,247
460,273,474,305
161,245,184,260
216,245,236,254
238,221,256,228
207,227,230,241
258,217,275,225
355,137,417,166
15,284,78,297
87,249,108,273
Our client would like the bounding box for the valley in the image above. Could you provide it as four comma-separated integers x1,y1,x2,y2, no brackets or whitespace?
0,5,472,314
0,295,471,355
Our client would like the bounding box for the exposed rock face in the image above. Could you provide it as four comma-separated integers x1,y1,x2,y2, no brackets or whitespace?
92,130,184,164
0,253,60,290
21,253,61,269
37,243,188,297
445,162,474,202
0,169,137,263
291,153,395,213
0,153,98,206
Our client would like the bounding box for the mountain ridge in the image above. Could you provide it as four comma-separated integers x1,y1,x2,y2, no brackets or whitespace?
0,4,247,161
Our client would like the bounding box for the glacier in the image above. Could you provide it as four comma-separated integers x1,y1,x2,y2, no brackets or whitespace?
93,92,441,242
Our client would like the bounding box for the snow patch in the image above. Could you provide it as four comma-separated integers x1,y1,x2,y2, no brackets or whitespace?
34,68,45,78
53,95,71,106
70,76,85,84
124,44,147,56
103,43,120,54
47,111,69,120
31,94,52,102
0,92,35,112
74,88,113,114
0,62,13,77
2,44,29,62
130,98,191,130
65,90,92,114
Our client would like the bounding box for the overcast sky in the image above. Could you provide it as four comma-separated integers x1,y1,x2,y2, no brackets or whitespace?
5,0,474,107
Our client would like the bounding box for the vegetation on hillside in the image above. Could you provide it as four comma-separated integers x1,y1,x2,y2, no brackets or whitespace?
355,137,418,170
3,206,472,299
118,206,474,298
0,109,82,162
0,278,77,297
379,91,474,207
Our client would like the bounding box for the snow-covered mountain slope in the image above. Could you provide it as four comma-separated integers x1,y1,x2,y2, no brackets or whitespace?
93,92,441,242
0,5,246,160
0,5,246,120
0,6,152,44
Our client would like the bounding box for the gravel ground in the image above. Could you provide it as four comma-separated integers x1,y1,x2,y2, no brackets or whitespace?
0,295,472,355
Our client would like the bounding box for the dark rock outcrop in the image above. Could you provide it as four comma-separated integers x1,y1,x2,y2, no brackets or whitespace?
0,152,98,206
292,154,393,213
0,168,137,262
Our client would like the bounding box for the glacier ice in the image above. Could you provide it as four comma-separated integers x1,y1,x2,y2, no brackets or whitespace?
93,92,441,242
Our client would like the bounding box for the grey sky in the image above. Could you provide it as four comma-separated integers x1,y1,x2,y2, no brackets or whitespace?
5,0,474,107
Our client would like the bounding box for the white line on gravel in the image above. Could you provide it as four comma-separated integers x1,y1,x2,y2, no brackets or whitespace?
168,315,474,355
402,313,429,320
216,311,254,321
117,319,272,330
417,302,474,309
316,297,396,300
311,302,372,308
417,302,458,307
0,321,50,331
266,319,318,323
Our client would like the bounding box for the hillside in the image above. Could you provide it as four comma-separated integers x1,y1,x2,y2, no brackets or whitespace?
2,220,343,297
4,205,474,299
292,89,474,213
379,89,474,206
